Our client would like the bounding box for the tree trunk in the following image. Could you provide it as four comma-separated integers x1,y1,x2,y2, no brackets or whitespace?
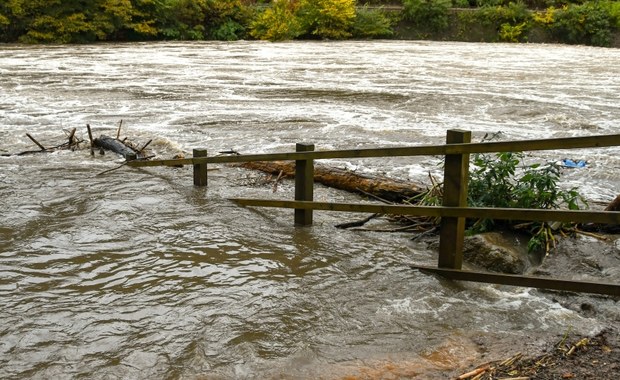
235,161,423,202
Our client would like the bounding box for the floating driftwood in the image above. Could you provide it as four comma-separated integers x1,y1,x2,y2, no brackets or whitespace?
1,128,82,156
234,160,423,203
90,121,153,161
93,135,141,160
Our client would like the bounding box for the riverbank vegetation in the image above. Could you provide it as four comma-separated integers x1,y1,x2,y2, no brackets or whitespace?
1,0,618,46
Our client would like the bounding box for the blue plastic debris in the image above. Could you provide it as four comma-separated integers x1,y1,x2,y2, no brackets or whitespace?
561,159,587,168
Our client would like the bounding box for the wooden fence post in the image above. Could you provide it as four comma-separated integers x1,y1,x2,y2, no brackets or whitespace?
438,130,471,269
193,148,208,186
295,143,314,226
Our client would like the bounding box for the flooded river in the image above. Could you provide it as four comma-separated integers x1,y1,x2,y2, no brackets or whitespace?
1,41,619,379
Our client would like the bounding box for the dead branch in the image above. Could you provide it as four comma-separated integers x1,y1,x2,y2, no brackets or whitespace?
335,213,380,229
138,139,153,153
87,124,95,156
67,128,77,146
272,170,284,193
116,119,123,140
26,133,46,150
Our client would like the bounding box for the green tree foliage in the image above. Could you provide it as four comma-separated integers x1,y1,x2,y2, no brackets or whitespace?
250,0,303,41
204,0,252,40
549,1,615,46
0,0,158,43
297,0,357,39
351,4,394,38
403,0,451,32
251,0,357,41
1,0,618,45
0,0,252,43
157,0,210,40
158,0,251,40
476,2,532,42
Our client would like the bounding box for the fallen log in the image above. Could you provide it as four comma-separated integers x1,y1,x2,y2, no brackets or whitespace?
234,161,423,202
93,135,140,160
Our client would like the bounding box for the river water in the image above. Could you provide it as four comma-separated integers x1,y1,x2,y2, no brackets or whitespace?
0,41,619,379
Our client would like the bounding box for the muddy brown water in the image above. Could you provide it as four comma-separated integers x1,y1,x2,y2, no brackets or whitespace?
1,41,619,379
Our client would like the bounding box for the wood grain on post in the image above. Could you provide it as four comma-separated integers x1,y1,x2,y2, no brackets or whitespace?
438,130,471,269
295,143,314,226
193,148,208,186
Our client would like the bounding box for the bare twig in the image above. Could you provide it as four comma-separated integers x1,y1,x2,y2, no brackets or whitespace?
67,127,77,146
456,365,489,380
272,170,284,193
116,119,123,139
26,133,46,150
574,228,610,241
356,187,393,204
138,139,153,153
499,352,522,367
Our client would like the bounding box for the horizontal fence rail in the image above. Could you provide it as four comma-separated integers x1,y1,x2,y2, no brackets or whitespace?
413,266,620,296
230,199,620,225
126,133,620,168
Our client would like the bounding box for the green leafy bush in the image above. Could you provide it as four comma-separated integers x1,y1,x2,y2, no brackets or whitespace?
351,5,394,38
468,151,587,253
549,1,615,46
499,21,528,41
157,0,209,40
297,0,357,39
471,2,532,41
403,0,452,32
202,0,251,40
250,0,303,41
610,1,620,28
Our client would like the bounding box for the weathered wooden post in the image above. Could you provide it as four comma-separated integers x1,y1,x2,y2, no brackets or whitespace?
295,143,314,226
193,148,208,186
438,130,471,269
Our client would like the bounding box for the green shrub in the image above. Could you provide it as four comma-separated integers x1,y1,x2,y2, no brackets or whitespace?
468,151,586,253
499,21,528,41
610,1,620,29
473,2,532,41
351,5,394,38
297,0,357,39
403,0,451,32
202,0,252,40
476,2,531,25
157,0,208,40
452,0,472,7
250,0,303,41
549,1,615,46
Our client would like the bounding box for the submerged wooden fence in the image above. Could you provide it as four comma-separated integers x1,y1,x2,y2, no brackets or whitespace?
127,131,620,296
